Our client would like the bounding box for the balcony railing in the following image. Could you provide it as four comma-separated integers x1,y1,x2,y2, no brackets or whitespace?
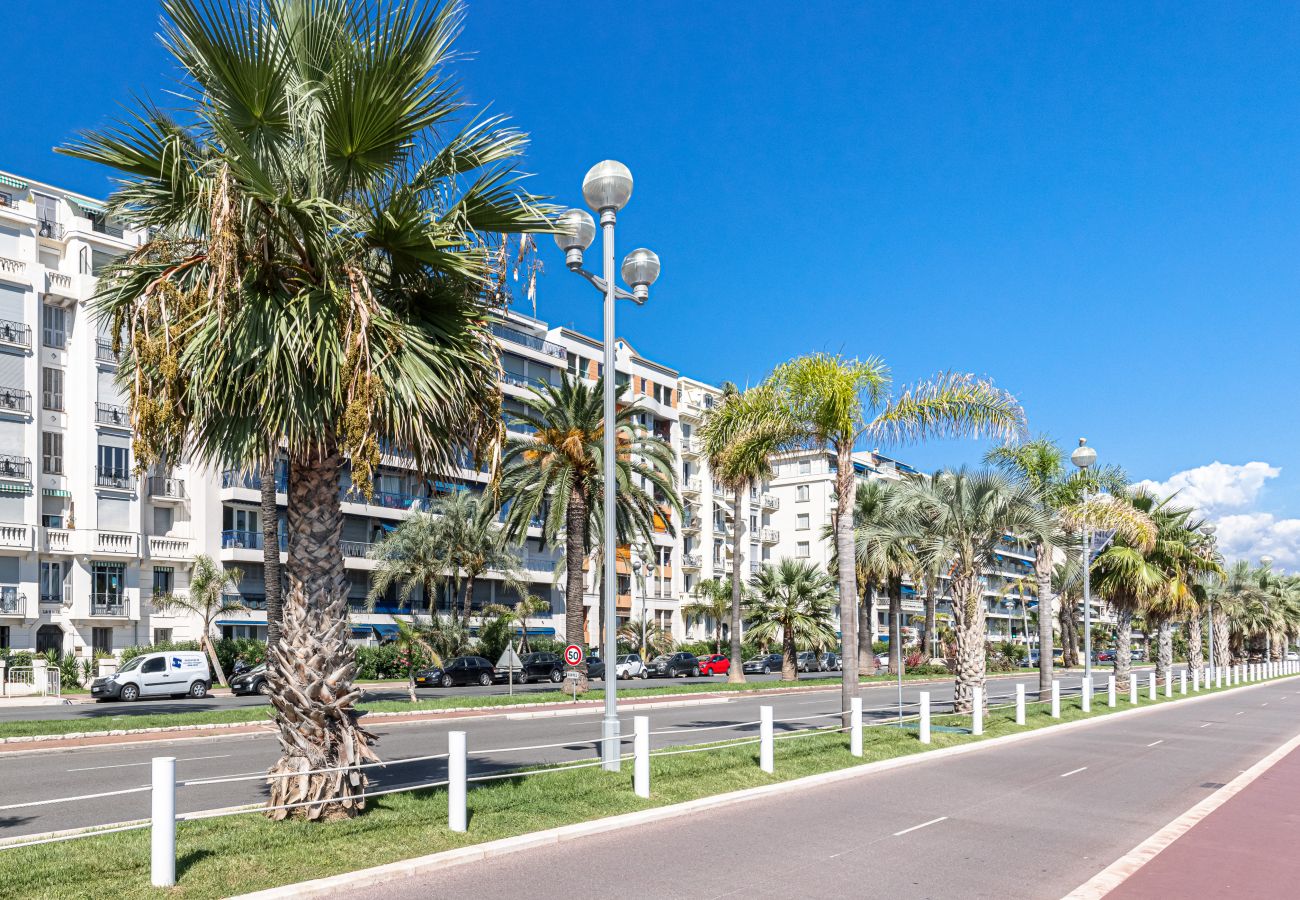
149,536,194,559
683,477,702,493
340,540,375,558
96,339,120,364
43,528,72,553
95,467,135,490
0,587,24,616
760,528,780,543
221,530,287,551
340,488,425,511
761,494,779,510
0,387,30,415
0,195,18,211
46,270,73,294
220,463,288,492
37,219,64,240
96,402,131,427
0,455,30,482
90,594,127,617
0,257,24,278
94,531,139,554
147,476,186,500
490,323,565,359
0,319,31,348
0,523,30,550
683,553,702,568
92,219,125,239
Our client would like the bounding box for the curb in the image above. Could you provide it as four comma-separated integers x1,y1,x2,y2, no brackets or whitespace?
231,672,1300,899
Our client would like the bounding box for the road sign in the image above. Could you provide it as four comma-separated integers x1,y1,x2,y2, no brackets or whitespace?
564,644,584,667
496,644,523,672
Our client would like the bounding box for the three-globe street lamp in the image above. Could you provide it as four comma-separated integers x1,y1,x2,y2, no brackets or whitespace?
554,160,661,772
1071,438,1098,682
1201,522,1217,677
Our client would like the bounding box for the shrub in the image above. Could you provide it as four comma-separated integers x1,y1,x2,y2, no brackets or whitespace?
871,641,890,655
1,651,34,669
908,663,950,676
121,641,201,664
522,636,562,655
355,643,406,680
213,638,267,676
675,640,714,658
475,618,511,665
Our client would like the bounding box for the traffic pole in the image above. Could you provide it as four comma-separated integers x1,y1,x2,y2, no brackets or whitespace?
1129,675,1139,704
448,730,466,833
1148,671,1156,701
150,756,176,888
1180,669,1187,695
1107,675,1116,707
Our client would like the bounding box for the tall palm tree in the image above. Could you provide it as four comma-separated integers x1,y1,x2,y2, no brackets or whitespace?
768,354,1026,721
390,619,440,703
68,0,552,818
433,490,528,626
262,445,283,653
683,578,732,655
745,560,838,682
152,554,244,687
892,469,1053,712
483,595,551,653
618,619,674,658
368,512,450,616
699,383,792,683
498,375,679,687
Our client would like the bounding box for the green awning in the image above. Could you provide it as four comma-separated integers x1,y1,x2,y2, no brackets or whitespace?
69,197,105,215
43,488,72,498
0,174,28,190
0,482,30,494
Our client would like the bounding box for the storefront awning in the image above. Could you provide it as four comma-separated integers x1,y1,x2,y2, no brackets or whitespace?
68,196,106,216
0,175,28,190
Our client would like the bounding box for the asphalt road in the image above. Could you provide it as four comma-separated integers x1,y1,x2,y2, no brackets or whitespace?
0,669,1104,839
387,676,1300,900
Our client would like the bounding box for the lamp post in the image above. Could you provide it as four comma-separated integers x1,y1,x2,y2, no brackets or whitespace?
1071,438,1098,681
1200,523,1217,677
554,161,661,772
632,555,648,660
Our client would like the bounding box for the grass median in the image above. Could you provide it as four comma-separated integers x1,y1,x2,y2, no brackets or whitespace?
0,672,1283,898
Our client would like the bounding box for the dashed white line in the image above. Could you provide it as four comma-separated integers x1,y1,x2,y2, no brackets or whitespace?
1261,702,1269,707
893,816,947,836
1235,711,1245,716
1060,766,1088,778
67,754,231,773
1200,723,1214,728
1146,740,1164,747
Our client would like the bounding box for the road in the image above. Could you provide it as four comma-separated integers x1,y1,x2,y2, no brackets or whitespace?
387,676,1300,900
0,669,1095,839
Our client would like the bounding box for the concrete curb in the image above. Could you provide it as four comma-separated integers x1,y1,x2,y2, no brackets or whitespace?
230,672,1300,899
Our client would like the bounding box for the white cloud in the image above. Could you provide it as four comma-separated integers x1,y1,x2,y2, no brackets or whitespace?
1213,513,1300,569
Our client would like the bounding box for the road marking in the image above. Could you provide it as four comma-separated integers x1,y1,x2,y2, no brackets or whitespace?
1235,711,1244,716
1060,766,1088,778
1261,702,1269,707
893,816,947,836
1146,740,1163,747
67,754,231,773
1200,723,1214,728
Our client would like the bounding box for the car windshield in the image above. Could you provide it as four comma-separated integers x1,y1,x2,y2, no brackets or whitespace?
651,655,669,664
118,656,144,673
619,655,636,664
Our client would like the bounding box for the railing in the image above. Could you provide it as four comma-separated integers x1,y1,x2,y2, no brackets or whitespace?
761,528,780,543
96,402,131,427
490,323,565,359
46,270,72,293
95,466,136,490
0,256,24,277
96,339,120,363
683,553,702,567
682,517,701,531
43,528,71,552
147,476,186,500
0,387,30,414
149,536,194,559
681,437,700,454
38,219,64,240
0,587,24,616
90,594,127,617
521,555,559,572
341,488,424,511
220,530,287,551
39,590,66,606
0,523,30,548
340,540,374,558
92,219,125,239
0,319,31,348
761,494,779,510
0,194,17,210
500,371,532,389
95,531,139,554
220,464,288,493
0,455,30,481
683,477,702,493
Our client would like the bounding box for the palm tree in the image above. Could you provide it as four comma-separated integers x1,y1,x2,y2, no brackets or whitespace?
892,470,1053,712
618,620,674,658
262,446,283,654
68,0,552,818
499,375,679,688
699,383,793,684
745,560,839,682
152,554,244,687
433,490,528,626
368,512,450,616
683,578,732,655
391,619,440,703
483,595,551,653
768,354,1026,721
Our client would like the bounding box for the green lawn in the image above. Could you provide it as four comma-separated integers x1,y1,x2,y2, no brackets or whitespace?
0,674,1276,899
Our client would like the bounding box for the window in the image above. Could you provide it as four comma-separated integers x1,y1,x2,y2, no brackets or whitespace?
142,656,165,674
92,563,124,603
98,445,129,478
92,627,112,655
152,628,173,645
797,513,810,531
42,432,63,474
42,304,66,349
34,194,58,229
796,485,810,502
654,610,673,631
0,625,8,650
39,562,63,605
749,515,758,531
796,541,811,558
152,567,174,599
798,458,811,475
42,367,63,411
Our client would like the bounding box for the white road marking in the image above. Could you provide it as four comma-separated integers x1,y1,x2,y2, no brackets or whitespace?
1261,702,1269,707
67,754,231,773
893,816,947,836
1200,723,1214,728
1146,740,1164,747
1060,766,1088,778
1235,711,1245,716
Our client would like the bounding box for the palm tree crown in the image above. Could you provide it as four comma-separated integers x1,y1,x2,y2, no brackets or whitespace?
745,559,839,682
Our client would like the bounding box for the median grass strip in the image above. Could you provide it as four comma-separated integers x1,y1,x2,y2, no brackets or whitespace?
1,674,1283,899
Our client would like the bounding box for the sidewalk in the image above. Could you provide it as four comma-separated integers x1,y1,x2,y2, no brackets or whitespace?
1107,743,1300,898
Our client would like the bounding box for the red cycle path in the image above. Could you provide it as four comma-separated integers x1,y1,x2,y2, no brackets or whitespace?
1109,742,1300,899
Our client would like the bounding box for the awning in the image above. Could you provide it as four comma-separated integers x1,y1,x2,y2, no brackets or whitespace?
43,488,72,498
373,624,399,638
216,619,266,627
0,483,29,494
68,196,105,216
350,625,375,635
0,174,28,190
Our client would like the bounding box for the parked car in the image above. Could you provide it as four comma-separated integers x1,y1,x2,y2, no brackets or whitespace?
414,656,496,688
1023,649,1066,667
1095,649,1116,663
616,654,649,679
742,653,785,675
587,656,605,680
819,652,841,672
1286,651,1299,662
511,652,565,684
646,652,700,678
229,662,271,696
697,653,730,676
91,650,211,702
797,651,821,673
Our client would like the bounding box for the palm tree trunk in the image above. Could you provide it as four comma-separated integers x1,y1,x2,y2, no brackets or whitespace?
1035,545,1054,700
1060,601,1078,669
728,488,747,684
782,625,797,681
919,577,937,664
858,582,875,673
1114,606,1134,691
1214,611,1230,669
564,490,589,691
887,578,902,676
834,441,860,725
1186,612,1204,678
202,632,228,687
950,572,985,714
461,574,475,626
266,445,376,820
407,666,416,703
1156,619,1172,686
262,442,283,656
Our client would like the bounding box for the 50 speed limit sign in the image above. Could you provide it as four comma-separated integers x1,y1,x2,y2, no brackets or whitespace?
564,644,584,667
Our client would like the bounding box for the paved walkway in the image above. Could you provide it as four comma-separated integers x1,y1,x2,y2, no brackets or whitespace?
1108,743,1300,899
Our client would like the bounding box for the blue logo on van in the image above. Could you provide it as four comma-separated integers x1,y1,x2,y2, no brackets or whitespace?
171,657,182,669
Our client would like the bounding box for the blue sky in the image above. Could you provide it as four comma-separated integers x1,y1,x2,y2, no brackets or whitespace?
4,1,1298,562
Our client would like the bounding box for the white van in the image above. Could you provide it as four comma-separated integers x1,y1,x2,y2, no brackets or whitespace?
90,650,212,702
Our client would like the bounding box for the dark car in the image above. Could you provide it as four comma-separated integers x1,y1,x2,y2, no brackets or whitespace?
646,652,700,678
742,653,785,675
512,652,565,684
414,656,496,688
229,662,270,696
819,652,841,672
587,656,605,680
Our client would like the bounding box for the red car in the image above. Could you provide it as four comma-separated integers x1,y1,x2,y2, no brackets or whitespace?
698,654,730,676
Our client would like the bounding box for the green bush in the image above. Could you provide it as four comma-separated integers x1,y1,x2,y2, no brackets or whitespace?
907,663,950,676
871,641,890,655
475,618,511,665
675,640,714,658
1,651,34,669
354,643,406,680
213,638,267,676
521,636,562,655
121,641,201,663
48,650,82,689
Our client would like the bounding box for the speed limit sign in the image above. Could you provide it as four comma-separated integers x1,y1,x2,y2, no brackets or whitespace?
564,644,584,667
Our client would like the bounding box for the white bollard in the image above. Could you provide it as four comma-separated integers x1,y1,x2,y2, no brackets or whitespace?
448,730,467,832
1130,676,1139,704
1108,675,1117,707
633,716,650,798
1015,683,1025,725
850,697,863,757
1216,666,1223,688
919,691,931,744
151,756,176,888
1180,670,1187,695
1148,671,1157,700
972,686,984,736
1192,669,1200,692
760,705,774,773
1050,680,1060,718
1165,672,1173,698
1081,676,1091,713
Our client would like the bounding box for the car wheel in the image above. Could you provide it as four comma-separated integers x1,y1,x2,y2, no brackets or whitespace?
762,665,771,675
640,670,649,679
119,684,140,701
256,680,272,696
549,669,563,684
441,674,454,688
478,673,491,686
189,680,208,699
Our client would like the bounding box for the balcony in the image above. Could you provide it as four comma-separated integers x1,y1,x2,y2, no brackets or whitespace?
683,553,702,568
340,487,425,512
682,516,701,532
96,339,120,364
95,402,131,428
40,589,68,606
0,194,18,211
0,455,30,483
90,594,128,617
93,531,139,555
95,466,136,491
0,523,32,550
681,437,700,455
92,219,126,239
0,257,24,284
340,540,374,558
42,528,72,553
761,494,779,511
37,219,64,241
221,530,287,551
760,528,780,543
0,387,30,415
0,587,24,616
0,319,30,349
682,477,702,494
490,323,565,359
149,536,194,560
45,270,74,298
220,463,288,493
147,475,186,502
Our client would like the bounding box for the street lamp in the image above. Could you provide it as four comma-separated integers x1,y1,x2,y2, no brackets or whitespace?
632,555,648,660
1201,522,1217,676
1260,555,1274,568
1070,438,1097,681
555,160,661,772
